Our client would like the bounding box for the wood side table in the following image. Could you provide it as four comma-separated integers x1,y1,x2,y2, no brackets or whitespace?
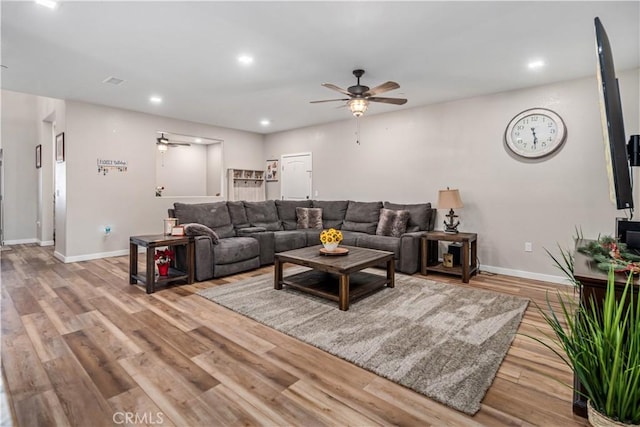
129,234,195,294
421,231,478,283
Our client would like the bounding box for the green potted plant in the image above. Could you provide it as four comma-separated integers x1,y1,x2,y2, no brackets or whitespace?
531,268,639,426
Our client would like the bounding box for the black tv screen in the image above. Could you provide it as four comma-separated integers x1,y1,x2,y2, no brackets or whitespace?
595,17,634,210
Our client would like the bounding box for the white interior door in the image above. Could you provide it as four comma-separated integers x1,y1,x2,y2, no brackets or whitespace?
280,152,312,200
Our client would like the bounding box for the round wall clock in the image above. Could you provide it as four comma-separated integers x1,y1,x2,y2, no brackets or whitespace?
504,108,567,158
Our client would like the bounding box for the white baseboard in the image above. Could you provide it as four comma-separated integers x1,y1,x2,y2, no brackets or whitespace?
481,264,571,286
38,240,55,247
56,249,130,263
3,238,38,245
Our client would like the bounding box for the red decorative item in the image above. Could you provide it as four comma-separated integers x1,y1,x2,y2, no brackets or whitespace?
157,263,170,276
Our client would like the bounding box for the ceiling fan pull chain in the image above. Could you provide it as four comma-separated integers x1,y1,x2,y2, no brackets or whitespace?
356,117,361,145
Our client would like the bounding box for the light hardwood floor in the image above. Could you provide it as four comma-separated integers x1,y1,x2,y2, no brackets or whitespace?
1,244,589,426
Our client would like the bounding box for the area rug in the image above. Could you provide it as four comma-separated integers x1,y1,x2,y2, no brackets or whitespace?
197,269,529,415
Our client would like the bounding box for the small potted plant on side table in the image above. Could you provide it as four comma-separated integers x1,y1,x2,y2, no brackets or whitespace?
154,248,175,277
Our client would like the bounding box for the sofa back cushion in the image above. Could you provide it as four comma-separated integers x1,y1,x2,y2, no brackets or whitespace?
275,200,313,230
342,201,382,234
227,201,250,229
296,207,323,229
244,200,281,231
173,202,234,238
376,208,410,237
312,200,349,229
384,202,433,232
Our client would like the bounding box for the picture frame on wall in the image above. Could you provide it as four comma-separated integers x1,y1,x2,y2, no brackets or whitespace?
35,144,42,169
265,159,278,182
56,132,65,162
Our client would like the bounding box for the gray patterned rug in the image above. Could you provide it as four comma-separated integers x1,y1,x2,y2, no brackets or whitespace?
197,269,529,414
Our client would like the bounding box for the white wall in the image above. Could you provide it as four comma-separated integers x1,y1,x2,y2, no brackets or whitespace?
63,101,264,260
1,90,39,243
155,144,208,197
207,143,223,197
265,69,640,279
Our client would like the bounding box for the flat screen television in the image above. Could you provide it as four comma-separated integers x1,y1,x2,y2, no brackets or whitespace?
594,17,634,212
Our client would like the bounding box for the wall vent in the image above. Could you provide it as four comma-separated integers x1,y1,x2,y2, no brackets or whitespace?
102,76,125,85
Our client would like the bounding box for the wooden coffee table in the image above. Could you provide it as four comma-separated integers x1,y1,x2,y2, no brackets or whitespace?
274,245,395,311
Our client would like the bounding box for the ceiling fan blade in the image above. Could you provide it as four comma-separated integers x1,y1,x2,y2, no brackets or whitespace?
368,97,407,105
169,142,191,147
310,98,350,104
364,81,400,97
321,83,352,96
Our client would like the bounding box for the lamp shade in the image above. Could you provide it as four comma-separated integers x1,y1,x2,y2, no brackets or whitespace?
438,188,463,209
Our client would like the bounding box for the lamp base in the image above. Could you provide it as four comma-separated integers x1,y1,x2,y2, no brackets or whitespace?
443,209,460,234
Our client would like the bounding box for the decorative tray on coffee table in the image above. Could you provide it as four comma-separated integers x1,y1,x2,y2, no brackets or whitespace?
319,247,349,256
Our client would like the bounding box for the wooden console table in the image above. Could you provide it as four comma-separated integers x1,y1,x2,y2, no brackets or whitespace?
421,231,478,283
571,239,639,417
129,234,194,294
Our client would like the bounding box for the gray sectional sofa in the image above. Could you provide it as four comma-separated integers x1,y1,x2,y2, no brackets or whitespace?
169,200,435,281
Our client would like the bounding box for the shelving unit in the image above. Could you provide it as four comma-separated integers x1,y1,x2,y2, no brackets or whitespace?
227,168,266,201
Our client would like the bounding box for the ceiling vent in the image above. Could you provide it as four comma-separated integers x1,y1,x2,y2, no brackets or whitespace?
102,76,125,85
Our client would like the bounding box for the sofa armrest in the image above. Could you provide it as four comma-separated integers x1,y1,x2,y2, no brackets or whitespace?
238,230,275,265
398,231,427,274
189,235,215,281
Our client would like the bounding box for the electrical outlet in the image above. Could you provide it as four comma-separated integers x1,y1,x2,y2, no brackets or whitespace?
524,242,533,252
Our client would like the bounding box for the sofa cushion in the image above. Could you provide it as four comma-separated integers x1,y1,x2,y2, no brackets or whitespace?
244,200,281,231
174,202,234,238
384,202,433,232
357,234,401,258
342,201,382,234
227,201,250,229
376,208,410,238
183,223,219,244
312,200,348,229
274,231,307,252
276,200,313,230
301,229,322,246
296,207,323,229
340,230,361,246
214,237,260,265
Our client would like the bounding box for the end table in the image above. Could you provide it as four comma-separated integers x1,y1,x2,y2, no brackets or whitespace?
129,234,195,294
421,231,478,283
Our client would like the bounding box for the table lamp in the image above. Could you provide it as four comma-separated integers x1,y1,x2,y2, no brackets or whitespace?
438,188,463,233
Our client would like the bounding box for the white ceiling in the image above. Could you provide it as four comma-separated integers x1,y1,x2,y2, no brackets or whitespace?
2,1,639,134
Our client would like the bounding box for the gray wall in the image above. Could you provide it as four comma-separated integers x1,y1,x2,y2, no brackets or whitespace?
265,69,640,281
1,90,39,243
63,100,264,260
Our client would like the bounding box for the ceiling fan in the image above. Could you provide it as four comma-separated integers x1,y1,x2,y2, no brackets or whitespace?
156,132,191,151
310,69,407,117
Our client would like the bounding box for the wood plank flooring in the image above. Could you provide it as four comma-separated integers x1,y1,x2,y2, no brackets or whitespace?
1,244,589,426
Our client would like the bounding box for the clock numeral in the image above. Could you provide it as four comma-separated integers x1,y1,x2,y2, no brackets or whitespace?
541,142,547,147
548,122,554,127
514,131,520,137
550,128,556,134
531,116,539,122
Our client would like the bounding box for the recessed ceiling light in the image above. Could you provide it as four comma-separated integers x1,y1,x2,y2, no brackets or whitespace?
194,138,202,143
238,55,254,65
260,119,271,126
149,96,162,104
35,0,58,9
528,60,545,70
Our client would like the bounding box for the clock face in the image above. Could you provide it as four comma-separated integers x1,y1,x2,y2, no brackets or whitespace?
504,108,567,158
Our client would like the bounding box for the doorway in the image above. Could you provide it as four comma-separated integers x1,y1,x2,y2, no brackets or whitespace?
280,152,312,200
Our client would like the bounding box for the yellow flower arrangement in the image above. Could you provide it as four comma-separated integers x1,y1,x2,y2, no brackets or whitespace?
320,228,343,245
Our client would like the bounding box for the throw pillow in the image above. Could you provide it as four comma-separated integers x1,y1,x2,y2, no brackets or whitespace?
296,207,323,229
183,223,219,244
375,208,410,238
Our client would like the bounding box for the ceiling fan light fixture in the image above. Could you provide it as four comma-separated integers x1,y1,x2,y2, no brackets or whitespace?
349,99,368,117
157,143,168,152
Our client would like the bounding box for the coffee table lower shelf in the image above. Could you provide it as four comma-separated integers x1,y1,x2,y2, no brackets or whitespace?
280,270,390,306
